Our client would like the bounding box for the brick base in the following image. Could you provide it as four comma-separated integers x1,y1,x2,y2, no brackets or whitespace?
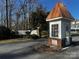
48,37,72,48
48,38,62,48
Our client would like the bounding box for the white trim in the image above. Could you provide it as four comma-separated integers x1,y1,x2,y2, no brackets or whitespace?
49,21,62,39
46,17,74,21
46,17,63,21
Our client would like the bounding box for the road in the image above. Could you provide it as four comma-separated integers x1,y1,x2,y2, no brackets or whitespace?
0,37,79,59
0,38,48,59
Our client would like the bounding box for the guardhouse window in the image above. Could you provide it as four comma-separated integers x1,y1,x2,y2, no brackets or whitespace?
52,24,58,37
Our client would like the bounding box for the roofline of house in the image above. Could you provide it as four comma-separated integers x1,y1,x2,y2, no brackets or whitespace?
46,17,74,21
46,17,62,21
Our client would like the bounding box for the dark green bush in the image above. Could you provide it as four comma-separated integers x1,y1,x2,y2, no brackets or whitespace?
0,26,14,39
0,26,11,36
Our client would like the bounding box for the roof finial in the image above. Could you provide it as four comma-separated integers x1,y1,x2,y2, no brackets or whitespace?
57,0,64,7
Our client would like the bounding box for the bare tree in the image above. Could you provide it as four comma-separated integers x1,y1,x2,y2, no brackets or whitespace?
0,0,16,29
0,1,5,25
0,0,44,31
16,0,38,30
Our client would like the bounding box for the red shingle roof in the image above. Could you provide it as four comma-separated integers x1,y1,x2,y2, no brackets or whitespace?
46,2,74,21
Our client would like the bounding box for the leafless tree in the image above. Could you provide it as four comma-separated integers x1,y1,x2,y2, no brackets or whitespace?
0,0,16,29
16,0,38,30
0,0,45,31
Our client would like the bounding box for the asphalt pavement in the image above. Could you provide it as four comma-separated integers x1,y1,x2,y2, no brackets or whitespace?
0,37,79,59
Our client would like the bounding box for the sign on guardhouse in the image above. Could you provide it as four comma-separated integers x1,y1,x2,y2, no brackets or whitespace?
46,2,74,48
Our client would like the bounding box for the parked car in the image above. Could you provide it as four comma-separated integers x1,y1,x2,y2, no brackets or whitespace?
30,29,39,39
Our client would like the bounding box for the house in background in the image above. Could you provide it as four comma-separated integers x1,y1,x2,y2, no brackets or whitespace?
71,20,79,33
46,2,74,48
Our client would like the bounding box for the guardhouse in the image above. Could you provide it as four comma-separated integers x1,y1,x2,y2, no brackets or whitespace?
46,3,74,48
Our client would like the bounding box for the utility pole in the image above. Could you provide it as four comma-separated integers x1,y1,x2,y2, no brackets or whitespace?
24,0,30,30
6,0,8,27
27,0,30,30
16,12,20,31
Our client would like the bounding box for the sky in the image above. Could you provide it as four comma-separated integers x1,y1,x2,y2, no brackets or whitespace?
0,0,79,20
39,0,79,20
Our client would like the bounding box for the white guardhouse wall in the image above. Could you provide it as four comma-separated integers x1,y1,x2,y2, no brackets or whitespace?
49,20,62,39
61,20,71,38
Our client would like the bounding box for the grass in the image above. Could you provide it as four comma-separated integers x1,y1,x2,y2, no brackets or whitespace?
0,38,32,44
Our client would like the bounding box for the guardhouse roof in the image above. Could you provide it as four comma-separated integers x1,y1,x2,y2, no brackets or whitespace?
46,2,74,21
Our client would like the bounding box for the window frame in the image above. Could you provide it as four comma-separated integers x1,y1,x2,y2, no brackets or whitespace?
51,24,59,38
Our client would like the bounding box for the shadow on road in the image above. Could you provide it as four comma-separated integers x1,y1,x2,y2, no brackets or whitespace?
72,41,79,46
0,46,37,59
71,36,79,46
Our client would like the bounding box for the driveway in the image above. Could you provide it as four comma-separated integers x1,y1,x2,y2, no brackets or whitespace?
0,37,79,59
